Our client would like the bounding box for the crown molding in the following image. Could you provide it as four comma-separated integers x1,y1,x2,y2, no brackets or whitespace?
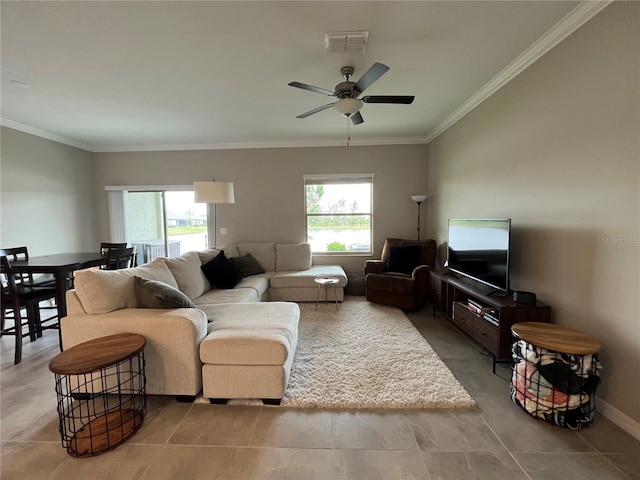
0,118,94,151
424,0,613,143
2,117,426,152
91,136,429,153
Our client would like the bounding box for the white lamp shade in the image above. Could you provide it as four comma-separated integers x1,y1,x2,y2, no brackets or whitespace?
333,98,363,116
411,194,428,203
193,181,235,204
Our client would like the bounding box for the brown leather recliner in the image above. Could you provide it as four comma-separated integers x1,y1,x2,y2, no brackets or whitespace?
365,238,437,311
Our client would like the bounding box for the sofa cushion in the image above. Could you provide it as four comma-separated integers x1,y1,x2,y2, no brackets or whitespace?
270,265,348,288
197,247,221,265
230,253,266,277
200,302,299,365
236,242,276,272
74,258,177,314
386,245,422,275
134,258,180,288
164,251,209,300
134,276,195,309
194,287,259,307
276,243,312,271
381,238,436,269
201,250,241,289
235,274,270,299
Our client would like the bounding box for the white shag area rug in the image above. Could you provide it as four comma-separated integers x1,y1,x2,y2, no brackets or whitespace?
281,299,475,409
203,298,475,409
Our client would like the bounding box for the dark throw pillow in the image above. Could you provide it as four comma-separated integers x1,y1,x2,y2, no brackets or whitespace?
134,276,195,309
230,253,266,278
386,246,422,275
201,250,241,289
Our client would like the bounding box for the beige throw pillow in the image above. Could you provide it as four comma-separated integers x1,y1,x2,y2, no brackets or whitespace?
74,258,177,314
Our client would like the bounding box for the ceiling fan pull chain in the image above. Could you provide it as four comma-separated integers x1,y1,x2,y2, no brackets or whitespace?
347,117,351,147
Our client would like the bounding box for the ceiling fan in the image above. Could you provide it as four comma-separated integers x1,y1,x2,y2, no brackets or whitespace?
288,62,415,125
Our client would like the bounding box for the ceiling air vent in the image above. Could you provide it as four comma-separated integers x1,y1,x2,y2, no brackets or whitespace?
324,31,369,54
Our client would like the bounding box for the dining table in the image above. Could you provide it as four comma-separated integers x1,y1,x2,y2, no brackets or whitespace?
9,252,107,320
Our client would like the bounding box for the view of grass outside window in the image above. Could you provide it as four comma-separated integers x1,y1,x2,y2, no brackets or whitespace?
305,174,373,254
165,191,208,250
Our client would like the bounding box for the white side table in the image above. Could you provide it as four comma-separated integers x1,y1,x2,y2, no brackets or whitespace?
314,277,340,311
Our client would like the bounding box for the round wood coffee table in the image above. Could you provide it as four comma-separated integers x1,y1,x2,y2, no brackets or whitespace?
49,333,147,457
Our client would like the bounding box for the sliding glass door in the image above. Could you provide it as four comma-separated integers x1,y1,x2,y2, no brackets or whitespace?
107,187,208,265
164,191,208,254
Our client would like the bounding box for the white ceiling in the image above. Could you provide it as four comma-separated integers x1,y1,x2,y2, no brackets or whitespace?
0,1,607,152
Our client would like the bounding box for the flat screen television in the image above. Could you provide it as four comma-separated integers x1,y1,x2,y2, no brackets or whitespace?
446,218,511,293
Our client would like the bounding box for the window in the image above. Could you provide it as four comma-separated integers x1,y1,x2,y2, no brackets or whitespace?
304,174,374,254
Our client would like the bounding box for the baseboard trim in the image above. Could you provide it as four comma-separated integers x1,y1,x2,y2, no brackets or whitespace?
598,396,640,441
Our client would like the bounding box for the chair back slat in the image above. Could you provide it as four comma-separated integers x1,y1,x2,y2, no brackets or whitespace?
100,242,127,255
105,247,136,270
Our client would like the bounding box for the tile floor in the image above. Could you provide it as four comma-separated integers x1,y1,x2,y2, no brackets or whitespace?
1,297,639,479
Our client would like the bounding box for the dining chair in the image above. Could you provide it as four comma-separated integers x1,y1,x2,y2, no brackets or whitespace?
105,247,136,270
1,255,58,364
99,242,131,269
0,246,56,287
99,242,127,255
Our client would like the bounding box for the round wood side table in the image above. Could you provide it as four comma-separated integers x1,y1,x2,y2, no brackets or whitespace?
511,322,601,429
49,333,147,457
511,322,602,355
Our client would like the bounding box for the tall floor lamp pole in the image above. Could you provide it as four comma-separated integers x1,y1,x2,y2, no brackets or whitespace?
411,195,428,240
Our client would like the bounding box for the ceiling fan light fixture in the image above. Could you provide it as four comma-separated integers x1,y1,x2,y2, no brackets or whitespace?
333,98,363,117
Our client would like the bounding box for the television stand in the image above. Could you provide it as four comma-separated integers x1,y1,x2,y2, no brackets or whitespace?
430,271,551,372
486,288,503,297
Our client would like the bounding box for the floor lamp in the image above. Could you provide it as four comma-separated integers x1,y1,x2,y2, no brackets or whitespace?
194,181,235,247
411,195,428,240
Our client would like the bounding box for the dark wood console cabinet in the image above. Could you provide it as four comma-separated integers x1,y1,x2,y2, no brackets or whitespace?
430,271,551,368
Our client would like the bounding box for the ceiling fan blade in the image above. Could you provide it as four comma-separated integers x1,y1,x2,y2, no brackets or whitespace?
362,95,415,104
288,81,335,96
351,111,364,125
354,62,390,93
296,103,334,119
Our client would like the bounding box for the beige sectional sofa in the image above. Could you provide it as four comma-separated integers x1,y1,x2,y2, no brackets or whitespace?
232,242,348,302
61,242,347,402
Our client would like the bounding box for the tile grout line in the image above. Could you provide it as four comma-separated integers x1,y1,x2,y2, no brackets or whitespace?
233,403,264,480
403,414,435,480
163,400,196,445
574,430,634,480
473,403,534,480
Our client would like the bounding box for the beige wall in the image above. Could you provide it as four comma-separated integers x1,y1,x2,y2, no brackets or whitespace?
93,144,429,272
427,2,639,425
0,127,97,255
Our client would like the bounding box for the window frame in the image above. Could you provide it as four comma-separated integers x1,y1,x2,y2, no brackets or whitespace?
303,173,375,255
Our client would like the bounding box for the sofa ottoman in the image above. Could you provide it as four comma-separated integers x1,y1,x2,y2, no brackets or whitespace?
200,302,300,405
